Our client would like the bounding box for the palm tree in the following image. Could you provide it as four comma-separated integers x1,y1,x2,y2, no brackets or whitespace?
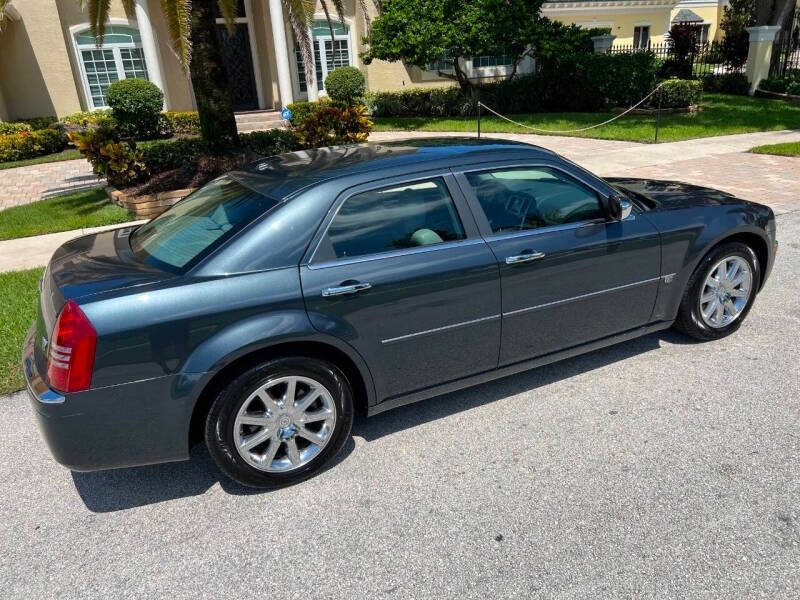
0,1,376,151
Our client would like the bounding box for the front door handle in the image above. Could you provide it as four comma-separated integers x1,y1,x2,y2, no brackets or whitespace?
322,282,372,297
505,251,545,265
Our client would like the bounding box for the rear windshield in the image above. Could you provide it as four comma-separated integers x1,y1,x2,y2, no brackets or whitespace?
130,175,279,272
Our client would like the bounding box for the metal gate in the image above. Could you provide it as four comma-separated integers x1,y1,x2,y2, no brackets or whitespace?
770,4,800,77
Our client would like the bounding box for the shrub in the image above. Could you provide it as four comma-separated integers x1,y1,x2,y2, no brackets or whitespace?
138,138,205,174
60,111,116,129
652,78,702,108
296,104,372,147
759,74,800,95
0,122,32,136
106,78,164,139
162,111,201,135
701,73,750,95
240,129,301,156
324,66,366,105
0,128,69,163
69,126,147,186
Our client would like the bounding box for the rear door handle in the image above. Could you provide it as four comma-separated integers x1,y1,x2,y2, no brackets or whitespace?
505,251,545,265
322,282,372,297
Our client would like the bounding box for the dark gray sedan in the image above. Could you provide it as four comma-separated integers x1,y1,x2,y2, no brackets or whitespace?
23,138,777,488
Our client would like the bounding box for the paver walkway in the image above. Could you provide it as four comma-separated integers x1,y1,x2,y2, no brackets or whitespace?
372,129,800,214
0,159,103,210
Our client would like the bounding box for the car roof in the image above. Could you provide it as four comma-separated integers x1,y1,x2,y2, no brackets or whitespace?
234,137,556,199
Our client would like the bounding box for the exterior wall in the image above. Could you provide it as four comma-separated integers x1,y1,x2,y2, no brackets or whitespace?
0,0,83,119
543,2,680,46
670,2,725,42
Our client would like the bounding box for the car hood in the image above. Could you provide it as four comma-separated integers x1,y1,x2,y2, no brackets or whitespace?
48,225,177,302
605,177,743,209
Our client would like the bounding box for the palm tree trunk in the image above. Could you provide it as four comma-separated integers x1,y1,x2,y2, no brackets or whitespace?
190,0,239,153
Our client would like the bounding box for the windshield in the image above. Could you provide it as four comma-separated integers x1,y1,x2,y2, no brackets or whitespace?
130,176,279,272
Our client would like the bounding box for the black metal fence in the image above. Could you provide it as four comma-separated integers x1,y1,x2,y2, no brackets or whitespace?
770,5,800,77
607,41,746,79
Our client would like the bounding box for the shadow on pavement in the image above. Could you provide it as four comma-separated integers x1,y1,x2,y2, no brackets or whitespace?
72,331,665,512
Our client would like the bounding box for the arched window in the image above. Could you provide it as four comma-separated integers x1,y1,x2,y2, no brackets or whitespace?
74,25,149,109
295,20,352,94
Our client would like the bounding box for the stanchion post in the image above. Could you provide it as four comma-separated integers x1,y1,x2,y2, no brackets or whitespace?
477,99,482,139
654,85,662,144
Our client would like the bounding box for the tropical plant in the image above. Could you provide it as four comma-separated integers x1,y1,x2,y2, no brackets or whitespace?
325,66,366,104
106,78,164,139
295,104,372,147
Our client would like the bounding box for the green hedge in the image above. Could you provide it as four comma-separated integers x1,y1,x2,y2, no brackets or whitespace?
106,79,164,139
652,78,702,109
367,52,661,117
700,73,750,96
162,111,201,135
759,74,800,96
0,122,32,136
0,128,69,163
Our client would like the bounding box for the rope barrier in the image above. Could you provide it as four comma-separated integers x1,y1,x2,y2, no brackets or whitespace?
477,82,665,134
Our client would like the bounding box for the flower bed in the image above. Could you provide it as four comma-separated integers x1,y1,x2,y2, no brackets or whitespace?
107,185,196,218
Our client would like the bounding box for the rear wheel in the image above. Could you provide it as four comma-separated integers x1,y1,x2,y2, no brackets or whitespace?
205,357,353,488
674,242,760,341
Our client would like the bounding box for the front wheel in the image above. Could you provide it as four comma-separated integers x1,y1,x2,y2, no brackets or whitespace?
673,241,761,341
205,357,353,488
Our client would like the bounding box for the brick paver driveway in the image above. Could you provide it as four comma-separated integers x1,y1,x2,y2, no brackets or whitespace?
0,159,103,210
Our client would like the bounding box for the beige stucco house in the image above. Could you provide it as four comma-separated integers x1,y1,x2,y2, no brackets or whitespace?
0,0,729,122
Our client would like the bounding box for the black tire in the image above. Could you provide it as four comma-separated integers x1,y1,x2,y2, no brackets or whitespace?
205,357,353,489
673,241,761,341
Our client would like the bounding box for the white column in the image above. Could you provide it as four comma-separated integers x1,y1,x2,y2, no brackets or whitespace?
134,0,170,108
745,26,782,95
268,0,294,106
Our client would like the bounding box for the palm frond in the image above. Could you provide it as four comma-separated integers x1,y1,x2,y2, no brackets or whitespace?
283,0,315,88
217,0,238,32
318,0,335,41
358,0,372,38
120,0,135,15
87,0,112,45
161,0,193,72
328,0,347,30
0,0,11,32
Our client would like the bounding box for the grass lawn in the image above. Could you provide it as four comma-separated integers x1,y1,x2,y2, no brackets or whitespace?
0,148,82,170
372,94,800,143
0,267,44,396
750,141,800,157
0,188,132,241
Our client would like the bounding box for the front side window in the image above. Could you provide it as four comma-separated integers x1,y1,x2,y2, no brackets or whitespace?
295,20,352,93
130,176,279,272
75,25,149,109
473,53,514,68
464,167,604,234
323,178,466,260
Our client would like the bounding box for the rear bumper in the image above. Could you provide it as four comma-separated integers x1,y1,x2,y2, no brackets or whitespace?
23,326,195,472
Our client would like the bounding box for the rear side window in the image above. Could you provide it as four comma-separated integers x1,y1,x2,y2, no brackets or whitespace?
130,176,278,272
465,167,603,234
323,178,466,260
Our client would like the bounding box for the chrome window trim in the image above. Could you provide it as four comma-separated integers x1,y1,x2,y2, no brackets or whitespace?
307,172,477,268
503,274,675,317
381,314,500,345
308,238,486,270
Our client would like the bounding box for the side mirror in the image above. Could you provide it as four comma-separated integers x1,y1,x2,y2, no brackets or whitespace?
608,195,632,221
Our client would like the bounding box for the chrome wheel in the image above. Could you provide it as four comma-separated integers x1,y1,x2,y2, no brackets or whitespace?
233,376,336,473
699,256,752,329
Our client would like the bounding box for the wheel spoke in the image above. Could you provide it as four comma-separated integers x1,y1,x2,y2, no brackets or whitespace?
257,392,282,415
702,298,718,319
724,298,738,316
729,288,747,298
296,389,322,413
285,438,301,466
301,408,331,424
700,290,716,304
715,260,727,283
730,272,748,287
726,260,740,281
283,378,297,409
714,299,725,324
240,428,271,451
262,437,281,465
297,426,326,445
238,413,270,427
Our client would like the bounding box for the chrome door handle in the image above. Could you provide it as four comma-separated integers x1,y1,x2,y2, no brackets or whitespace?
505,251,545,265
322,282,372,297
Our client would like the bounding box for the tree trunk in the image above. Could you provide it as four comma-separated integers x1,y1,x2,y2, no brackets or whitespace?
451,57,474,96
756,0,796,26
190,0,239,153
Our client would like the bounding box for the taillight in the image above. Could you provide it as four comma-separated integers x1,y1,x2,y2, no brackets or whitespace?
46,300,97,393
